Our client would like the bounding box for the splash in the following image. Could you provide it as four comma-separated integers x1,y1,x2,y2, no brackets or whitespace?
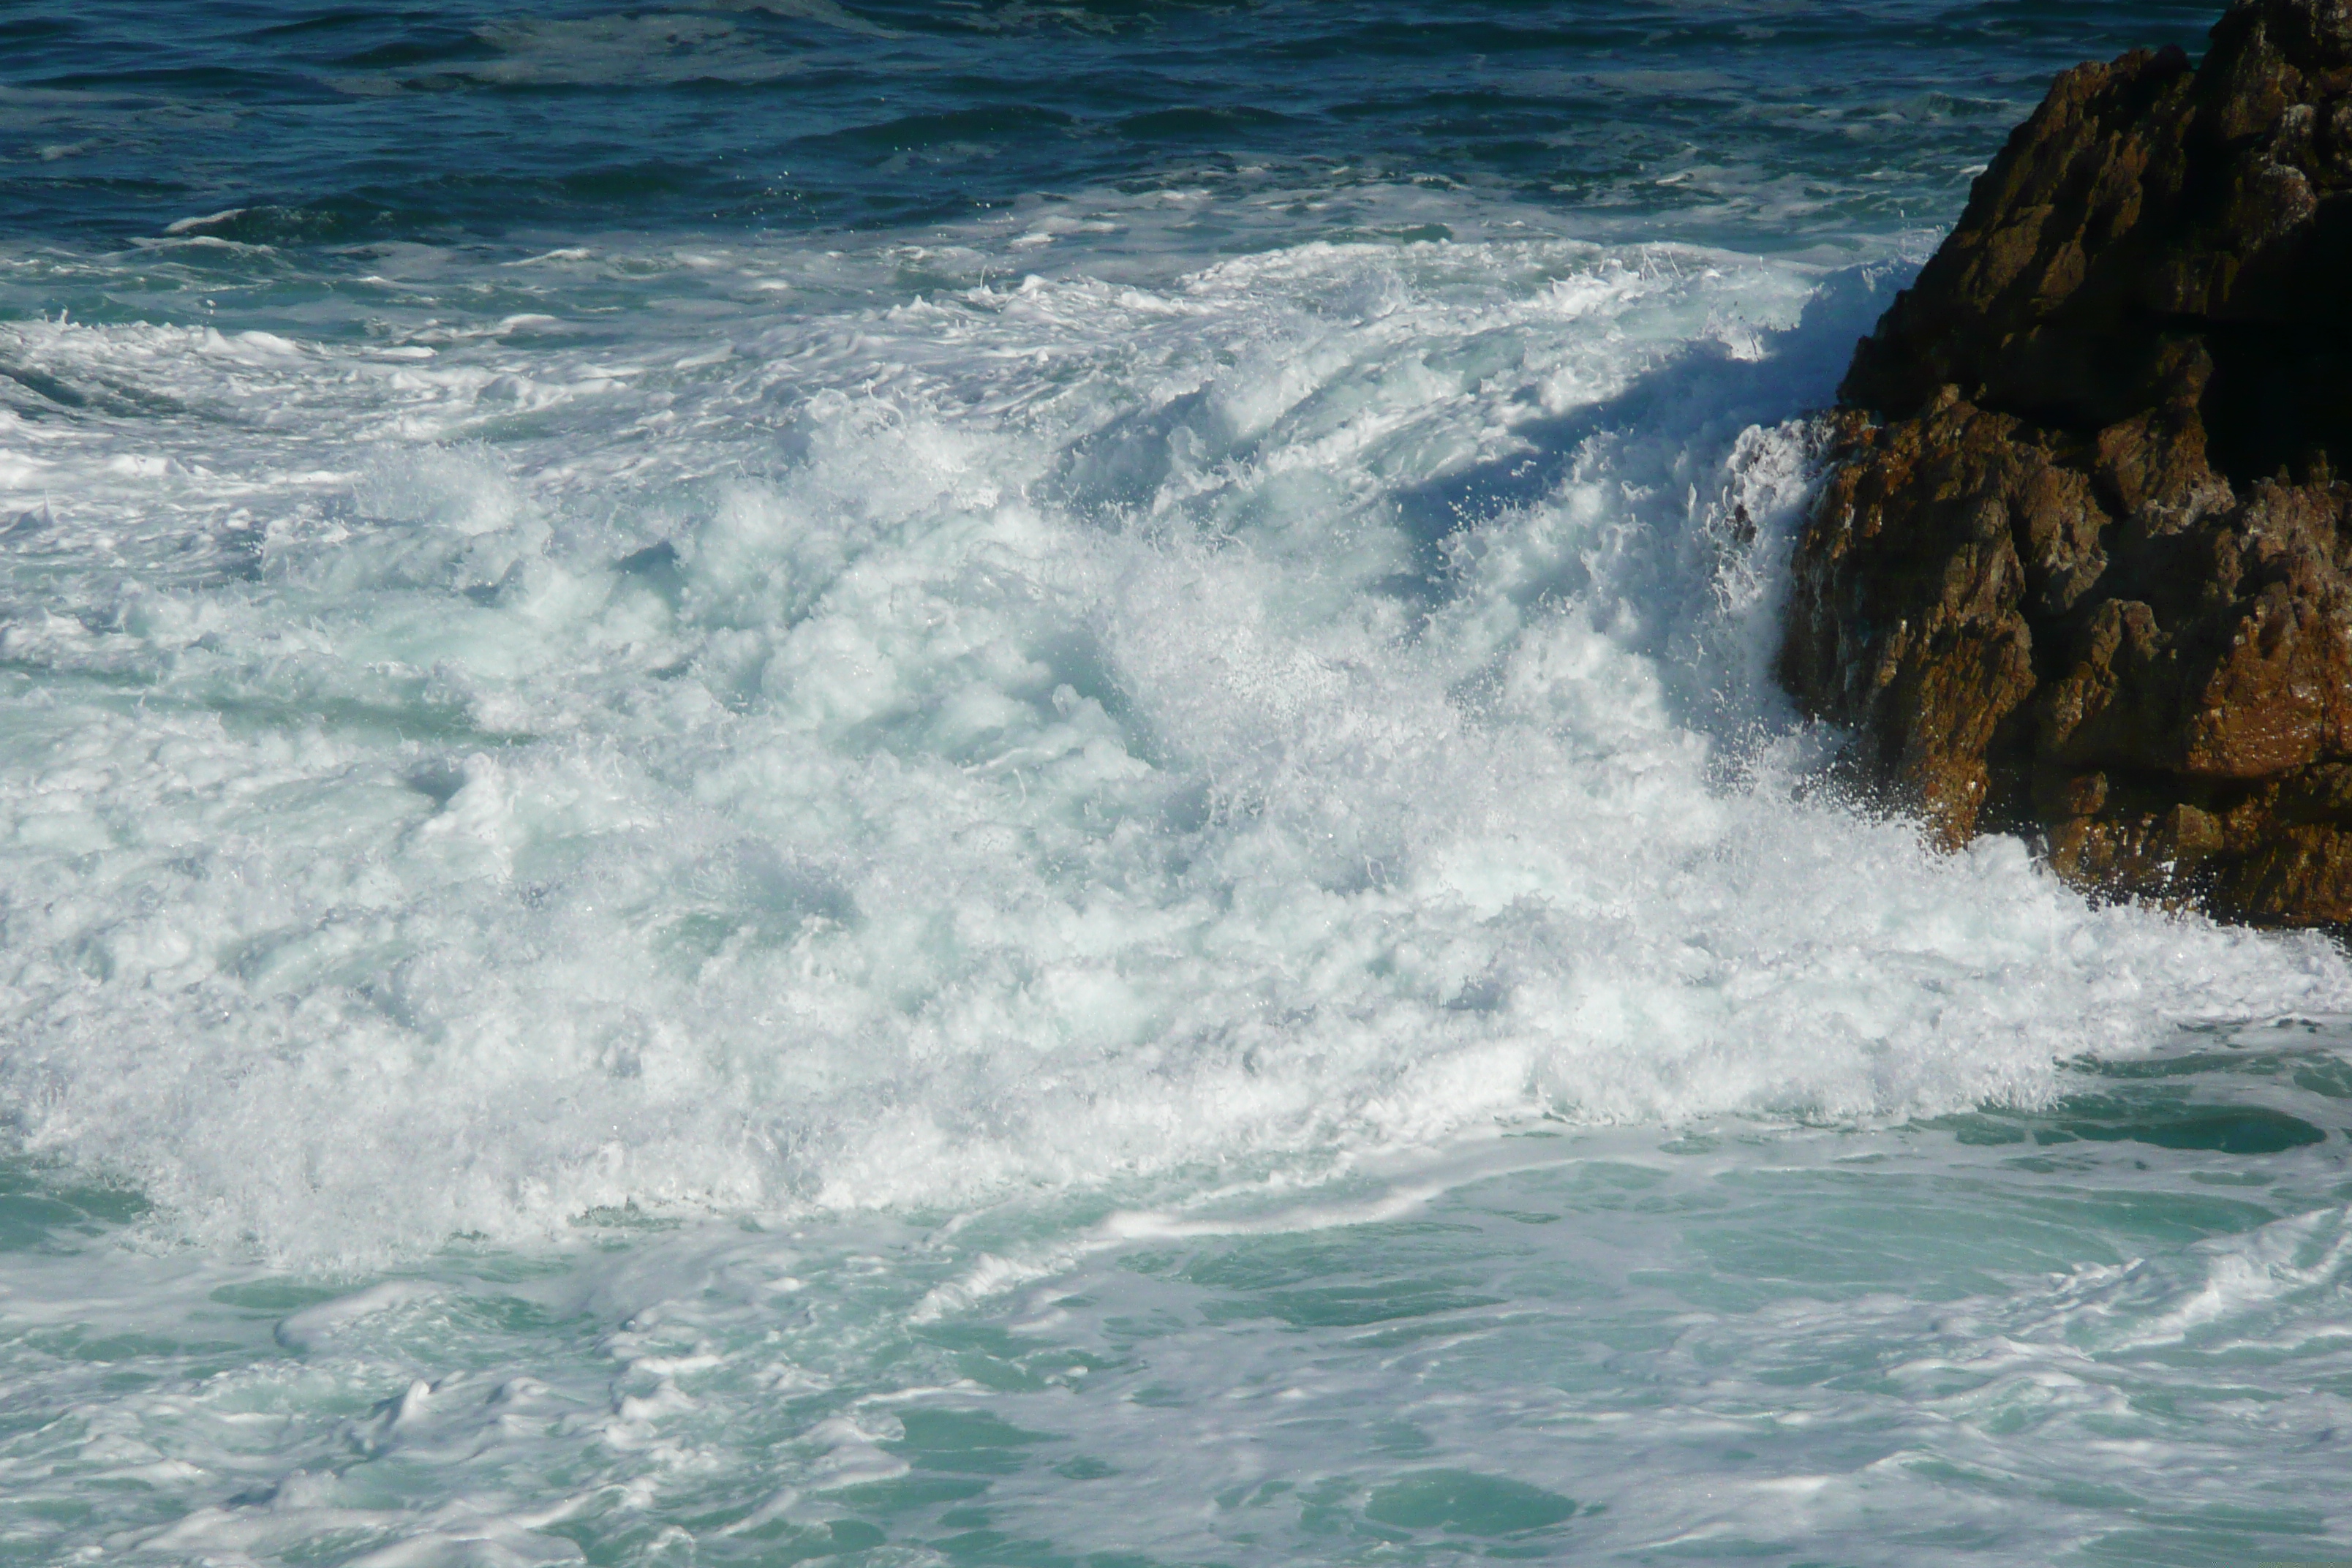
2,232,2344,1264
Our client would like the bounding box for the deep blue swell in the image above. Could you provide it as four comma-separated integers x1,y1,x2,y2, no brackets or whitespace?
1,1,2228,248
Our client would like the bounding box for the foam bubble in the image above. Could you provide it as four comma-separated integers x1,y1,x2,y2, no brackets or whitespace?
1,232,2346,1265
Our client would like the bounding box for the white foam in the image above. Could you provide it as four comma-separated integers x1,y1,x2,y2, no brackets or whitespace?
1,230,2347,1266
275,1281,446,1350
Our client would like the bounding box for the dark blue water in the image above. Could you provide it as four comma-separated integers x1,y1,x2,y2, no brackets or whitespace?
5,1,2222,249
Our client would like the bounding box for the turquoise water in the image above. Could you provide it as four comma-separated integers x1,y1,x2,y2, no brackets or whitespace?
5,4,2352,1564
7,1034,2352,1564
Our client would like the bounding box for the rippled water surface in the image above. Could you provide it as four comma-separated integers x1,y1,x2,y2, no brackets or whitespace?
2,0,2224,244
5,4,2351,1565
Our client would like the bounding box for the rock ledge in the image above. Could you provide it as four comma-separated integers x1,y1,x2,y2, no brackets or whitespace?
1782,0,2352,924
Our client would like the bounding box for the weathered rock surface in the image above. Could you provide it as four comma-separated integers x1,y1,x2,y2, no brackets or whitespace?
1782,0,2352,924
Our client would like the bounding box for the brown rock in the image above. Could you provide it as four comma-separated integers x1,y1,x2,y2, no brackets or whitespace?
1782,0,2352,925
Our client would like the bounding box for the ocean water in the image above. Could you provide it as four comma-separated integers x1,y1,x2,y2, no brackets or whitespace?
6,2,2352,1564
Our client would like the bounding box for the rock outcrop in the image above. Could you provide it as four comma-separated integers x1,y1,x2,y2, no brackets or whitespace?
1782,0,2352,924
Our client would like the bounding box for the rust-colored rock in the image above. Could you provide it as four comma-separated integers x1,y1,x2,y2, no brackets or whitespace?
1782,0,2352,924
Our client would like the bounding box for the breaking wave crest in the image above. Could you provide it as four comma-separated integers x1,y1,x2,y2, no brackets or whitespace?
3,233,2344,1264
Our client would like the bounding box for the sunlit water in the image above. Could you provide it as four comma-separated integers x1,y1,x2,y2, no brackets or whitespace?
5,4,2351,1564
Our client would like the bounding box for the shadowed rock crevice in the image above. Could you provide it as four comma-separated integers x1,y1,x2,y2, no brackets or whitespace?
1783,0,2352,924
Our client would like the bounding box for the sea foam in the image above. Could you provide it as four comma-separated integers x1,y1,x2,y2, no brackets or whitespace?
2,233,2345,1264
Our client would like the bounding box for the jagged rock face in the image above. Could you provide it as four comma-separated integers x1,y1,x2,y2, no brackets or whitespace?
1782,0,2352,925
